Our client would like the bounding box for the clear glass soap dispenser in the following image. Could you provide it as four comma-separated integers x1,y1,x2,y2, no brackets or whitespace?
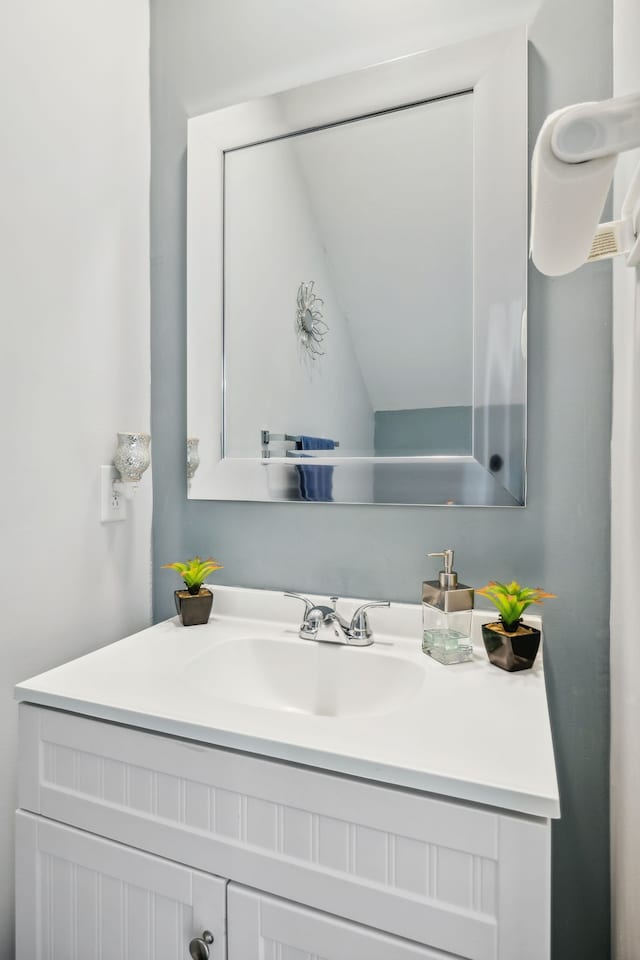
422,549,474,664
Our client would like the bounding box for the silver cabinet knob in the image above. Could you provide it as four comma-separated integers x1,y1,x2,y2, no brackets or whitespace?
189,931,214,959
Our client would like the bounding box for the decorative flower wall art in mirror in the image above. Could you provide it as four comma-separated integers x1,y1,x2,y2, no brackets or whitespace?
296,281,328,360
187,26,528,505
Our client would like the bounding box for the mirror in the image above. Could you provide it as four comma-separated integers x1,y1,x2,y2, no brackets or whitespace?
187,27,527,505
224,93,474,461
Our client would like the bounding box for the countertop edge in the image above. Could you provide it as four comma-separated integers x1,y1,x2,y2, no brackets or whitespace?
15,686,561,821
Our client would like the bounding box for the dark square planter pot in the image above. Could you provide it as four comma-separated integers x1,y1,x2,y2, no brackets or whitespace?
174,588,213,626
481,621,541,672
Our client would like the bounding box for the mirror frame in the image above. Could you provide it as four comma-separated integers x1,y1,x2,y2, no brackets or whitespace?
187,27,528,506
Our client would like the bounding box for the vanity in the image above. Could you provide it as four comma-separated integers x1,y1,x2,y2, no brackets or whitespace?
15,587,559,959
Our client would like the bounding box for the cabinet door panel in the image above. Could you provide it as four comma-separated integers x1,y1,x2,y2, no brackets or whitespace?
15,812,226,960
228,884,458,960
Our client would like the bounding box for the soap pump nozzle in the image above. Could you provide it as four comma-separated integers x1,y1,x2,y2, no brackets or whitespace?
427,549,458,590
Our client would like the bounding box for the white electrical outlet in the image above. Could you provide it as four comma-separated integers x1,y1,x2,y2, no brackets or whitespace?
101,465,127,522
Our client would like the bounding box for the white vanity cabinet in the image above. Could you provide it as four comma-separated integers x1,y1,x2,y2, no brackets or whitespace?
15,816,461,960
15,815,456,960
228,885,463,959
16,703,552,960
16,813,227,959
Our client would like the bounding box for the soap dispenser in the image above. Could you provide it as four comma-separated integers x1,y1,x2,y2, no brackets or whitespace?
422,549,474,664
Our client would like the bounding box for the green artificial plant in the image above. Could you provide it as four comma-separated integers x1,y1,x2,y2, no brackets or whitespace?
476,580,555,631
163,556,223,595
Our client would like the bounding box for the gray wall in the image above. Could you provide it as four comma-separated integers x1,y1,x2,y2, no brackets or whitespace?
150,2,612,958
374,407,473,455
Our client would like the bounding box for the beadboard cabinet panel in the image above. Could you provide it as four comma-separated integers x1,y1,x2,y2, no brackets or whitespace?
15,812,227,960
228,884,458,959
18,704,551,959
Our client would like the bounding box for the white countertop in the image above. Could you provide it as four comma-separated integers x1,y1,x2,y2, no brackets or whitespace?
15,585,560,819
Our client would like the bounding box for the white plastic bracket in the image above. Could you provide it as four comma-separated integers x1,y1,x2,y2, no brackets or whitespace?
531,91,640,275
587,163,640,267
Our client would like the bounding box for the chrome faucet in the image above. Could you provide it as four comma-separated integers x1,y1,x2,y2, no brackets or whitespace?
284,593,390,646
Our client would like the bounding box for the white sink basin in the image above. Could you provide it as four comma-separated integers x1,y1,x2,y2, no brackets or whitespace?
15,586,558,817
184,635,425,717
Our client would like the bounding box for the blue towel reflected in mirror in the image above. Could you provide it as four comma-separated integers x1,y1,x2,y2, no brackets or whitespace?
295,435,335,501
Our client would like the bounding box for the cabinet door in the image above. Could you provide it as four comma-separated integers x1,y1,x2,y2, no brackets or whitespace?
228,884,459,960
16,811,226,960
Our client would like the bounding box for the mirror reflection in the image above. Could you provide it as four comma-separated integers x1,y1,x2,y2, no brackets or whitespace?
223,92,474,462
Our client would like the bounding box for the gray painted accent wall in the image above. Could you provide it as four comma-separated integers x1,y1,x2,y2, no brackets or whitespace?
150,2,612,957
374,406,473,455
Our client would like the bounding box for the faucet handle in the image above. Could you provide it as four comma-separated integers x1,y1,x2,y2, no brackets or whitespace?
284,592,315,620
349,600,391,641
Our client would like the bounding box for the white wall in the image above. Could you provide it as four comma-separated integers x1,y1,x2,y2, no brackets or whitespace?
225,123,374,460
611,1,640,956
296,92,474,413
0,1,151,953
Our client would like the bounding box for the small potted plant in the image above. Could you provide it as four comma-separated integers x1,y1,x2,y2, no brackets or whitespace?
163,556,223,626
476,581,555,672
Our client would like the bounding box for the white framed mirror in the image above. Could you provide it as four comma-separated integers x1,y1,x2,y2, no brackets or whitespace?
187,26,527,505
